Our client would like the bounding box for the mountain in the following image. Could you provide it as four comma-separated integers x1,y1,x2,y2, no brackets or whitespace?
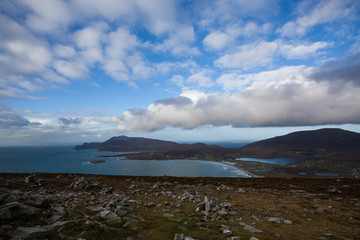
238,128,360,160
75,135,220,152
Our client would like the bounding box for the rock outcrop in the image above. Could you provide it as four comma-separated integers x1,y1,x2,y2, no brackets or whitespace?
195,196,238,221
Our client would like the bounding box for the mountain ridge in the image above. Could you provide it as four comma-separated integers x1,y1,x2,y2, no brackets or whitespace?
75,135,221,152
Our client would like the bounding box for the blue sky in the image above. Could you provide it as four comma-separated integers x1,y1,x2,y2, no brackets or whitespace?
1,0,360,146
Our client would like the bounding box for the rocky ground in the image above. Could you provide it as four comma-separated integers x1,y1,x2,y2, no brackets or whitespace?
1,173,360,240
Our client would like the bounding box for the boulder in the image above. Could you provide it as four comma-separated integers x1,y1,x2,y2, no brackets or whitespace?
71,177,102,190
196,196,238,221
23,196,52,208
0,208,12,220
243,224,263,233
0,192,18,204
174,233,184,240
24,174,37,183
266,217,281,223
12,227,47,240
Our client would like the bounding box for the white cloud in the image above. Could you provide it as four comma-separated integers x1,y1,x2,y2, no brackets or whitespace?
279,0,355,37
215,40,332,69
117,65,360,131
22,0,72,33
167,75,185,87
53,60,88,79
53,45,76,59
203,22,273,51
102,26,153,82
70,0,135,21
215,41,278,69
74,22,108,64
199,0,278,27
280,41,331,59
186,70,215,88
203,31,232,51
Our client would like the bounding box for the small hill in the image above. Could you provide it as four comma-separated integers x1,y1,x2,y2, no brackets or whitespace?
238,128,360,160
75,135,220,152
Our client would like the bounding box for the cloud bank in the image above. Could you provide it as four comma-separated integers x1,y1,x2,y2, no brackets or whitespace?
117,54,360,132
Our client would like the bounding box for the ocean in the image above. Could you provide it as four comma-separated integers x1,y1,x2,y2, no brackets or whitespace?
0,146,249,178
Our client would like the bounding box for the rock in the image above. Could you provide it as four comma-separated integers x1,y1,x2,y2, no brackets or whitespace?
145,202,155,207
316,207,327,213
266,217,281,223
23,196,52,208
18,203,37,215
47,214,63,224
163,212,175,217
153,182,161,190
251,215,260,222
99,210,117,220
227,237,241,240
249,237,259,240
195,202,205,212
283,219,293,225
196,196,236,221
90,159,106,164
174,233,184,240
0,192,18,204
184,237,195,240
0,208,12,220
107,216,122,225
12,227,48,240
243,224,263,233
217,184,234,191
178,224,187,232
221,225,231,234
25,174,37,183
71,177,102,190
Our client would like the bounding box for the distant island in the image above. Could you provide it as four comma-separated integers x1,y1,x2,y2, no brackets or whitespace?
75,128,360,178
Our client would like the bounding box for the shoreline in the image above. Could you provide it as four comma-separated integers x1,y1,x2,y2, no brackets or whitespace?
217,161,264,178
109,154,262,178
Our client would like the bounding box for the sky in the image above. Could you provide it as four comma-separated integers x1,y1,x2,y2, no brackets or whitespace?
0,0,360,146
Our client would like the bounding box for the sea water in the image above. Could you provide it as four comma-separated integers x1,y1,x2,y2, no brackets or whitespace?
0,146,249,177
235,157,301,165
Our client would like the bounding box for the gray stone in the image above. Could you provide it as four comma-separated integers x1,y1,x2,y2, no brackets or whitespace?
243,224,263,233
184,237,195,240
153,182,161,189
25,174,37,183
3,201,20,209
227,237,241,240
47,214,63,224
178,224,187,232
99,210,117,220
12,227,47,240
107,216,122,225
163,212,175,217
316,207,327,213
218,209,228,216
23,196,52,208
71,177,101,190
0,193,18,204
283,219,293,225
18,203,37,215
0,208,12,220
266,217,281,223
249,237,259,240
145,202,155,207
251,215,260,222
174,233,184,240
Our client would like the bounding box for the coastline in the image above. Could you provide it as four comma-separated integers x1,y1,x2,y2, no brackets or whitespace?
218,161,264,178
108,153,261,178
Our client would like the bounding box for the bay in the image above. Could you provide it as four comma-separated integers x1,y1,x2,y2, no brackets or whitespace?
235,157,301,165
0,146,249,178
